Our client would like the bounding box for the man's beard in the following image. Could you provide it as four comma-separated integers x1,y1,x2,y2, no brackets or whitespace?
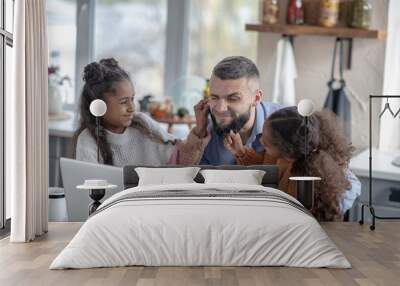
210,107,251,136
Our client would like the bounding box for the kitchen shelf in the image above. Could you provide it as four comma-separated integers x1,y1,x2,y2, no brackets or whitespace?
245,23,386,39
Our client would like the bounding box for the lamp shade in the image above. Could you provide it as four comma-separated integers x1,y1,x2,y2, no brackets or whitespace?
298,99,315,117
89,99,107,117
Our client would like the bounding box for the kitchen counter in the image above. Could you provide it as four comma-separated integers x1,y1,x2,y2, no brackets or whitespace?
350,148,400,182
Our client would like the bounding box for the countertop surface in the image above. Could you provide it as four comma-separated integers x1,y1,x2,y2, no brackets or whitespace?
350,148,400,182
48,110,78,138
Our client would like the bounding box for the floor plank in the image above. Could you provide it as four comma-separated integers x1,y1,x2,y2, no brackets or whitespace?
0,222,399,286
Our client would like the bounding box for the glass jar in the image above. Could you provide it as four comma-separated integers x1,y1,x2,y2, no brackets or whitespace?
287,0,304,25
352,0,372,29
263,0,279,25
319,0,340,28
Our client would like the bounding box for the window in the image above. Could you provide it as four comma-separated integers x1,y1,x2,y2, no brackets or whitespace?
48,0,258,106
94,0,167,100
1,0,14,230
46,0,77,106
188,0,259,78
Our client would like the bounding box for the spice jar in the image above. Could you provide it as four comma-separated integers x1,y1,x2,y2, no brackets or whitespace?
352,0,372,29
319,0,340,28
263,0,279,24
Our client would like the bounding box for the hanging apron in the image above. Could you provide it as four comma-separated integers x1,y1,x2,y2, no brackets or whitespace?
323,38,352,138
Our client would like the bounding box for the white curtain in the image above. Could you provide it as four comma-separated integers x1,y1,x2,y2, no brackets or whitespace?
379,0,400,150
6,0,49,242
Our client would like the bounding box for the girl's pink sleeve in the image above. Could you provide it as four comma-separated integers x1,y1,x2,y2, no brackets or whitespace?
168,140,183,165
167,129,211,165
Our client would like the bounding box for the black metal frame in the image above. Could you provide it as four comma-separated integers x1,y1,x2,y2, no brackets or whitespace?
359,95,400,230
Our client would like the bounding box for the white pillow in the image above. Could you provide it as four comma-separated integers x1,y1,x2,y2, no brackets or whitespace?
135,167,201,186
200,169,266,185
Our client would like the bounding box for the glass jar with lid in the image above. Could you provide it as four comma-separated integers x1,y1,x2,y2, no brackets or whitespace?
319,0,340,28
352,0,372,29
263,0,279,25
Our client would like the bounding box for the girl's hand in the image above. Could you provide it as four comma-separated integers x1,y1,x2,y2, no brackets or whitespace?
193,99,210,138
223,130,245,155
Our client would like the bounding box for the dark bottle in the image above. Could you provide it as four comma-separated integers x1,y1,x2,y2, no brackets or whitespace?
287,0,304,25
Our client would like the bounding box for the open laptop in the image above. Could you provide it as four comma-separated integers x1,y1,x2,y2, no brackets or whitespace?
60,158,124,222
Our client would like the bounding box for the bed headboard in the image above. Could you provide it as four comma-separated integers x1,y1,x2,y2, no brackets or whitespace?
123,165,279,189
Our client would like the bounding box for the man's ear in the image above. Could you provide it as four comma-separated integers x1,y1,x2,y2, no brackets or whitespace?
253,90,262,106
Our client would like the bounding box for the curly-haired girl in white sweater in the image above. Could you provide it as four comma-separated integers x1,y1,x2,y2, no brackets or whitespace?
73,58,208,166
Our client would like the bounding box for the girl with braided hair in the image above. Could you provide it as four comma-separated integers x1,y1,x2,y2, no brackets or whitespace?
223,106,354,221
73,58,206,166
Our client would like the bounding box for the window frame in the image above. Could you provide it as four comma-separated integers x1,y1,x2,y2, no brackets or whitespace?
68,0,95,111
164,0,190,96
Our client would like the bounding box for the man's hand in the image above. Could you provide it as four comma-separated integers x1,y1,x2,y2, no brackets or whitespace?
223,130,245,155
193,99,209,138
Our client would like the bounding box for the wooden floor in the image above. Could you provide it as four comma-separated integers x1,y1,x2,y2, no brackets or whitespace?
0,222,399,286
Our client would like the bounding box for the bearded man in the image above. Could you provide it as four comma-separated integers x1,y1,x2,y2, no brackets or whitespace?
187,56,360,214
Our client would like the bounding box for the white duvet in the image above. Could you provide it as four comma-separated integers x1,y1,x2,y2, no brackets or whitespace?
50,183,351,269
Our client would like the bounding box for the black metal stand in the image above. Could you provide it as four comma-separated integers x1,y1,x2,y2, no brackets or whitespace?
297,180,315,210
359,95,400,230
96,117,100,162
88,189,105,215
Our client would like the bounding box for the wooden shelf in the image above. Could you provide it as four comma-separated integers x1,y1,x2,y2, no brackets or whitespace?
245,23,386,39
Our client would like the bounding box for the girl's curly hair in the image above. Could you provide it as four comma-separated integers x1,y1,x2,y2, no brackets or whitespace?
72,58,169,165
267,106,354,221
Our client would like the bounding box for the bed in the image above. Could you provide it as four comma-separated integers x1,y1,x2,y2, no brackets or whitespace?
50,165,350,269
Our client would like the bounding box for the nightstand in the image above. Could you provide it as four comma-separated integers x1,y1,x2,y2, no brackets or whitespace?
77,180,117,215
289,176,321,210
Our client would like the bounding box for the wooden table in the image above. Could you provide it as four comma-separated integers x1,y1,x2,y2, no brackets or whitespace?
152,115,196,133
1,222,400,286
